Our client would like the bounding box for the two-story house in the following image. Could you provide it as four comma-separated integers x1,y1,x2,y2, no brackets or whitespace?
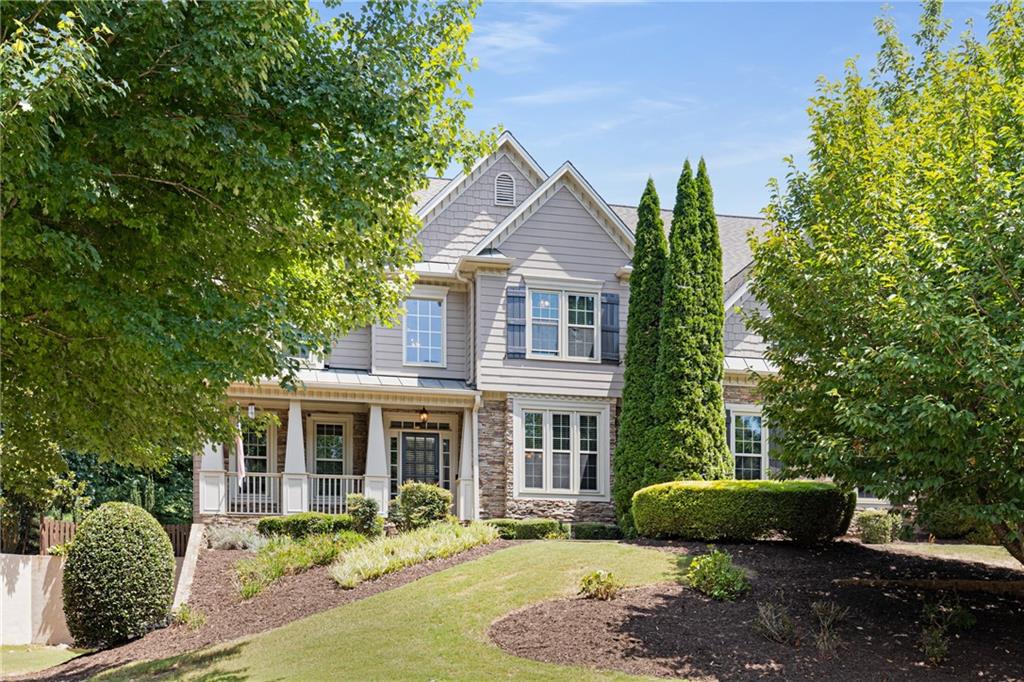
193,132,772,524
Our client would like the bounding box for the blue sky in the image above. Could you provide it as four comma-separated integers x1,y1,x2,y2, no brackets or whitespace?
325,2,988,216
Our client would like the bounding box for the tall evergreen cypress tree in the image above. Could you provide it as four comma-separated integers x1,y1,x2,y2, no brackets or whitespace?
612,179,668,527
649,160,730,480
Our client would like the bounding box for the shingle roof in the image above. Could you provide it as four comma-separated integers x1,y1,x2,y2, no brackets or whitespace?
413,177,452,212
609,205,766,286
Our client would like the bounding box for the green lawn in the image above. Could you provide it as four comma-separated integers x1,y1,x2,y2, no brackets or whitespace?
1,645,81,678
881,541,1021,569
101,541,678,681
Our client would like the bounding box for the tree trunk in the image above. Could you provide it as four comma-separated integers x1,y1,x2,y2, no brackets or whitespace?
993,521,1024,567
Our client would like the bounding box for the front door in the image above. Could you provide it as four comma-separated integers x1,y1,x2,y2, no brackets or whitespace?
401,432,440,485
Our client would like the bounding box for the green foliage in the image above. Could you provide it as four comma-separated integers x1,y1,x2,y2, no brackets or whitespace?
577,570,623,600
485,518,564,540
47,542,70,557
613,178,668,530
649,161,731,486
854,510,900,544
62,502,175,647
919,595,976,665
1,0,490,497
346,494,384,538
749,1,1024,566
918,498,974,539
330,521,498,589
632,480,855,543
569,522,622,540
256,512,356,539
391,483,452,531
206,526,267,551
236,531,365,599
686,547,750,601
171,604,206,631
48,471,92,522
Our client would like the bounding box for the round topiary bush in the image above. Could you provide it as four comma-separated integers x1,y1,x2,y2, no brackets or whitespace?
392,482,452,530
632,480,856,544
63,502,175,647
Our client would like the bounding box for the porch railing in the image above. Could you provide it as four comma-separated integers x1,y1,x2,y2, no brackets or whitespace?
226,472,282,515
309,474,364,514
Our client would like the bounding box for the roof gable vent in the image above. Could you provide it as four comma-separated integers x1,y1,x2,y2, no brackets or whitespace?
494,172,516,207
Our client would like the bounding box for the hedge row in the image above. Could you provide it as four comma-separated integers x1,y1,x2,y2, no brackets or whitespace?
257,512,356,539
632,480,855,544
486,518,563,539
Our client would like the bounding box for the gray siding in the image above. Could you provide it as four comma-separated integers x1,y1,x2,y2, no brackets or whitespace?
725,286,768,359
372,289,468,380
476,186,631,397
419,155,537,264
328,326,370,370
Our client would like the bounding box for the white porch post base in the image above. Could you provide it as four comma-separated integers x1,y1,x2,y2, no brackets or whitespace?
457,479,474,521
281,474,308,514
363,475,390,517
457,408,477,521
199,471,226,514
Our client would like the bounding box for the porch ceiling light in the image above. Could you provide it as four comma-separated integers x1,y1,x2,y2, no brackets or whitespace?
418,406,430,426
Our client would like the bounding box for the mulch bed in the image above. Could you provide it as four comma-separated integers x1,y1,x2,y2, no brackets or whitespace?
490,541,1024,681
24,539,513,681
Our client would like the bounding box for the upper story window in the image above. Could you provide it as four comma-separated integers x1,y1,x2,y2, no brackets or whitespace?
494,172,516,206
403,285,447,367
527,288,598,361
728,407,766,480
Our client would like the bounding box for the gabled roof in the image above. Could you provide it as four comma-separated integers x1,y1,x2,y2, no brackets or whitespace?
415,131,546,224
413,177,453,212
469,161,635,259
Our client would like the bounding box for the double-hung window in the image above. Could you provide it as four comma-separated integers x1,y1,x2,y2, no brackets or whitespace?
527,286,599,361
403,286,447,367
515,400,610,498
729,408,766,480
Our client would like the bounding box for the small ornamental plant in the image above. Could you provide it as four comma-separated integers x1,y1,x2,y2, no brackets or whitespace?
347,494,384,537
578,570,623,600
686,547,750,601
391,482,452,531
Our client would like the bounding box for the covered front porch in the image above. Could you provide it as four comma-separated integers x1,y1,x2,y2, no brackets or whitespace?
197,373,479,520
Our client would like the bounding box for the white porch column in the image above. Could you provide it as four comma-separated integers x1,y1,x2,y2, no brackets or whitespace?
198,442,226,514
457,408,477,520
281,400,309,514
364,404,389,516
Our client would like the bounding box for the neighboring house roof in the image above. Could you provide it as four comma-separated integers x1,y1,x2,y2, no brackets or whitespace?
413,177,453,212
469,161,635,259
609,205,766,288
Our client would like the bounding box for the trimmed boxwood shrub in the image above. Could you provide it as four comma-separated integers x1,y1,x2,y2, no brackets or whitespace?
917,499,973,539
632,480,856,544
257,512,356,539
569,522,622,540
391,482,452,531
346,494,384,537
63,502,175,647
486,518,563,539
854,510,900,544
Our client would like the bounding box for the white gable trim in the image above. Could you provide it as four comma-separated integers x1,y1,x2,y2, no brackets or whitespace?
468,162,635,259
724,279,751,313
416,131,546,226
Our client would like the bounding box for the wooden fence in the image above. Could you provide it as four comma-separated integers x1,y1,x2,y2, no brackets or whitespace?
38,518,191,556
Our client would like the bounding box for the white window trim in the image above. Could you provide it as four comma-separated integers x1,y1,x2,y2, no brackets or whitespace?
402,284,448,368
305,413,354,475
525,288,601,363
512,397,611,501
726,403,768,481
494,172,516,206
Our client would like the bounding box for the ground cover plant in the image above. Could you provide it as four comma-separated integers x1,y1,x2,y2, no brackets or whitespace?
206,527,267,551
633,479,855,542
330,521,497,589
685,547,750,601
63,502,175,647
237,531,365,598
578,571,623,600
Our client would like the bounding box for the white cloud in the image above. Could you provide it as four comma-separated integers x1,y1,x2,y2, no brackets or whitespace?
502,84,618,106
469,13,567,74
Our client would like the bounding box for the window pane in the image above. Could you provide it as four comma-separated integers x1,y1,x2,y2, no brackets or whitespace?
531,292,560,321
531,323,559,354
735,455,762,480
552,414,571,451
567,295,594,326
580,453,598,491
405,297,443,364
568,327,595,358
524,412,544,449
552,452,570,489
525,451,544,488
242,427,268,473
579,415,598,452
733,415,763,455
579,414,598,491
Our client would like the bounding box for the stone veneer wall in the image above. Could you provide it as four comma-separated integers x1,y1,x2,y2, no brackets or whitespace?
723,381,759,405
477,396,620,524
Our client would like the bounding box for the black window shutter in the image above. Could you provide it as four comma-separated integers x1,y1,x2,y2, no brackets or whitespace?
506,284,527,359
725,409,732,452
767,422,784,476
600,293,620,364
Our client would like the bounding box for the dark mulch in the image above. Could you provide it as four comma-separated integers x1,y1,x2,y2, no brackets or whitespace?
490,540,1024,681
25,539,513,681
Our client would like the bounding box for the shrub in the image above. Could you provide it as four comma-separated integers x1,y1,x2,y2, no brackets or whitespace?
685,547,750,601
256,512,356,539
918,499,973,539
207,526,268,551
347,494,384,537
391,483,452,531
236,530,365,598
569,522,622,540
330,521,498,589
63,502,175,647
485,518,564,540
632,480,856,543
578,570,623,600
965,524,998,545
754,601,799,645
47,542,70,556
854,510,900,544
